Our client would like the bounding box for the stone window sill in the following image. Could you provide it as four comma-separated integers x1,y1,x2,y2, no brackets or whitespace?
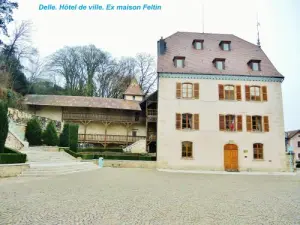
253,159,264,161
181,157,194,160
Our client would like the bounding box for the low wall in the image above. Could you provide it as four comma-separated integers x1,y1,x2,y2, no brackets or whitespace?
88,160,157,169
0,163,29,178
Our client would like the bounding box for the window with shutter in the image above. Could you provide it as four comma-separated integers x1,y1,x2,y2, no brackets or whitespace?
176,83,181,99
193,114,199,130
219,114,225,131
236,85,242,101
219,84,224,100
250,86,261,101
246,116,252,131
245,85,250,101
176,113,181,130
263,116,269,132
225,115,236,131
182,113,193,129
193,83,199,99
237,115,242,131
262,86,268,101
252,116,262,131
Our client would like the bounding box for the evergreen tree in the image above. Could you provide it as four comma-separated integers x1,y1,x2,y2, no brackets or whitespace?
69,123,79,152
59,123,70,147
43,121,59,146
0,101,8,153
25,118,42,146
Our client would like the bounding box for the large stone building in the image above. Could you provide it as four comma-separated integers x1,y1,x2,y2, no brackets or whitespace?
156,32,286,172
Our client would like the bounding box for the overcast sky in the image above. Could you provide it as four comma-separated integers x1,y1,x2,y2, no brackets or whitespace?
8,0,300,131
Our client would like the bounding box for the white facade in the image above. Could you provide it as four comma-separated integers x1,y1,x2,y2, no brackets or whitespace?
157,75,287,171
287,134,300,160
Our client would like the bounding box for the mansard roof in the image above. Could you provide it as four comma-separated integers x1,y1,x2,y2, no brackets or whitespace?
157,32,283,78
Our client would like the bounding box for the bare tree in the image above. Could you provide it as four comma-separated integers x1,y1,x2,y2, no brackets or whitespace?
135,53,157,96
47,46,84,95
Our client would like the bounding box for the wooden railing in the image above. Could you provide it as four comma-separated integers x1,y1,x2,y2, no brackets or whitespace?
78,134,146,143
63,112,145,123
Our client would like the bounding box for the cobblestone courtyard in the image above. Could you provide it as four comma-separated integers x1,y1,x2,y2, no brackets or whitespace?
1,168,300,225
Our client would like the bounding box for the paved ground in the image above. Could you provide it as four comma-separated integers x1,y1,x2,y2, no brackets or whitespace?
0,168,300,225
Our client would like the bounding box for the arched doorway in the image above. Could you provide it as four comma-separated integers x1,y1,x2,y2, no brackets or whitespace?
224,144,238,171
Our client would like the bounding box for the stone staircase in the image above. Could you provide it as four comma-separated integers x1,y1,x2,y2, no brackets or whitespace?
19,147,98,177
123,139,146,153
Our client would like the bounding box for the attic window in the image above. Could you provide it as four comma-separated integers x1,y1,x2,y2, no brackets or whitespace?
193,39,204,50
173,56,185,68
220,41,231,51
248,60,261,71
213,58,225,70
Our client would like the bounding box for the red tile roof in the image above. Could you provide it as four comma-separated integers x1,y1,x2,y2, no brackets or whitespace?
23,95,141,111
158,32,283,78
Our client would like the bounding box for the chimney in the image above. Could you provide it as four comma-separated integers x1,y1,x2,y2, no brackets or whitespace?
157,37,166,55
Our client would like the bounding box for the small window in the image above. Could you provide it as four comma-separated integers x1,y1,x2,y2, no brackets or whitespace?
193,39,204,50
182,83,193,98
220,41,231,51
250,86,261,101
182,141,193,158
133,96,136,100
225,115,236,131
252,116,262,131
253,143,263,159
298,141,300,147
213,58,225,70
182,113,193,129
173,56,185,68
298,153,300,159
248,60,261,71
224,85,235,100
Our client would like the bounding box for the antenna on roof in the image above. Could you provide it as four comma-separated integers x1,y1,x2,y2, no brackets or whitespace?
202,3,205,33
256,13,261,48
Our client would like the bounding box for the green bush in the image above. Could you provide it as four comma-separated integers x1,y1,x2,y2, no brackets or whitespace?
64,149,80,158
0,148,27,164
25,118,42,146
59,123,70,147
77,147,123,153
0,101,8,153
43,121,59,146
81,154,95,160
69,123,79,152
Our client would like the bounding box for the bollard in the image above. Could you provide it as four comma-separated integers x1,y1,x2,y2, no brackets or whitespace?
98,157,104,168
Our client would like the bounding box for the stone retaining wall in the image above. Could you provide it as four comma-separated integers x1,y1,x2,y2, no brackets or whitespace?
0,163,29,178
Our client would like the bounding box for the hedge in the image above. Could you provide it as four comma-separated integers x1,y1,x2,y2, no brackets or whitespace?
77,148,123,153
0,148,27,164
64,149,80,158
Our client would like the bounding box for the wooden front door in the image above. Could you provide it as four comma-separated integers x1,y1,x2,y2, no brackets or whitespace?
224,144,238,171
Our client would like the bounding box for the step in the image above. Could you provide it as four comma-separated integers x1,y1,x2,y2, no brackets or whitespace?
20,168,98,177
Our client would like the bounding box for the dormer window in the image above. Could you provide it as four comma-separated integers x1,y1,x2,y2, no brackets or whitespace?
248,60,261,71
192,39,204,50
173,56,185,68
213,58,225,70
219,41,231,51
